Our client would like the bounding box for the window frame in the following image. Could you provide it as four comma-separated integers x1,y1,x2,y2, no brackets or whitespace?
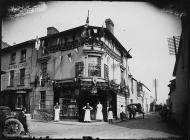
20,49,26,62
20,68,25,85
40,91,46,109
88,55,101,77
10,70,14,86
10,52,16,64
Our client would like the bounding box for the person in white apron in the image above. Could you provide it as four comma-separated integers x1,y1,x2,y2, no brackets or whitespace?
96,101,103,121
107,106,113,124
82,103,93,123
54,102,60,121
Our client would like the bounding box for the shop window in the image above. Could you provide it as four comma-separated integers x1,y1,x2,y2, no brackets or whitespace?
9,70,14,86
20,49,26,62
88,56,101,77
10,52,16,64
40,91,46,109
59,97,78,117
75,62,84,77
20,68,25,85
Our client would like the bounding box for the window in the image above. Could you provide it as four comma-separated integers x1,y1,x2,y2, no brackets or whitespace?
104,64,109,80
20,49,26,62
75,62,84,77
20,68,25,85
10,70,14,86
131,80,134,94
10,52,16,64
40,91,46,109
88,56,101,77
121,70,124,85
41,62,47,78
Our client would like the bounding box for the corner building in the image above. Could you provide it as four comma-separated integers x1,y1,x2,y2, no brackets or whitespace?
1,18,132,121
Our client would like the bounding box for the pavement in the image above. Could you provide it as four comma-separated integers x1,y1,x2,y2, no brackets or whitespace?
27,111,145,126
21,112,183,139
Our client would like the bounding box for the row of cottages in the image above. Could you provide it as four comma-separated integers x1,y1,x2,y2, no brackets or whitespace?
1,18,133,121
127,74,153,113
167,14,189,136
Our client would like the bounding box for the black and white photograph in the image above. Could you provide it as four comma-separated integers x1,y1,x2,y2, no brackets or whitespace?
1,1,189,139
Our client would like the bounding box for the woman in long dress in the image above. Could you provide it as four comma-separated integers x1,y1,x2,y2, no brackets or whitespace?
54,102,60,122
82,103,93,123
107,106,113,123
96,101,103,121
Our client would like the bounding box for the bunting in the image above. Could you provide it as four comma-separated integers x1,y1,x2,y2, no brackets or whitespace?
68,53,72,62
60,55,63,63
86,10,89,26
39,74,42,86
35,36,41,50
81,10,90,39
74,47,79,53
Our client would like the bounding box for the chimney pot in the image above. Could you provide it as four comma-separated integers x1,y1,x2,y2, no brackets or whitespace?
47,27,59,36
105,18,114,34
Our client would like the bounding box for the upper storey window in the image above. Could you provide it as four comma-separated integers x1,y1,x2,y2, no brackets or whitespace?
88,56,101,77
20,49,26,62
10,52,16,64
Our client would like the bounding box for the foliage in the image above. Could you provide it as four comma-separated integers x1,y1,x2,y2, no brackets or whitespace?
34,109,53,122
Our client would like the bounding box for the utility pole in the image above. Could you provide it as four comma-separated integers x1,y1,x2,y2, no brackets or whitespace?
154,78,157,103
153,78,157,112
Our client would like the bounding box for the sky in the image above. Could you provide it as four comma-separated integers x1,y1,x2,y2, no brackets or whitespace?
2,1,182,104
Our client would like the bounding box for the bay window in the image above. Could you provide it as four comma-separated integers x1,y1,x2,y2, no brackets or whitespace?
88,56,101,77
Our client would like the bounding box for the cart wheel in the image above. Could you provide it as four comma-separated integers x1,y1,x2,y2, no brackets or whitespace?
3,118,22,137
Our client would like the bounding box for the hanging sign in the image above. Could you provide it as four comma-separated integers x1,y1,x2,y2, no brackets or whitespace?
90,86,97,94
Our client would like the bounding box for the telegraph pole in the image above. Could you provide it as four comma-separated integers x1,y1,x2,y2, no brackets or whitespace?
154,78,157,103
153,78,157,112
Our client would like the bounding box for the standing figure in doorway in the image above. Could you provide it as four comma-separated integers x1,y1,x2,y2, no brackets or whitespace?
82,103,93,123
54,102,60,122
96,101,103,121
107,105,113,124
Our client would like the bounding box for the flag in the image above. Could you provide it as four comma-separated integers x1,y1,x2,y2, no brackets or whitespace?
35,36,41,50
41,40,45,54
39,74,42,86
74,47,79,53
86,10,89,26
81,10,90,38
81,26,88,38
68,53,72,62
57,38,60,45
60,55,63,63
41,40,44,47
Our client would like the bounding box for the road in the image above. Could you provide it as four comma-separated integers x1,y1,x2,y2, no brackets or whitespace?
25,112,182,139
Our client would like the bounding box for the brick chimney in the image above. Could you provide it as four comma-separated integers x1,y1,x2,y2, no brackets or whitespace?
47,27,59,36
105,18,114,34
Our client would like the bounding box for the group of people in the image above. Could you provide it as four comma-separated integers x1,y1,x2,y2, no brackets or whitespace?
53,101,141,123
53,101,114,123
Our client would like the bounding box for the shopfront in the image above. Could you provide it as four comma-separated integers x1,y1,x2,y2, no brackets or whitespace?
53,79,118,121
0,89,30,111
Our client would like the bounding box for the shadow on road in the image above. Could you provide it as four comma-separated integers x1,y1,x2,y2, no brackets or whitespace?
111,112,183,137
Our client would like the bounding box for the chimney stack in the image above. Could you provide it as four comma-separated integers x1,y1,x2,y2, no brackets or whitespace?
47,27,59,36
105,18,114,34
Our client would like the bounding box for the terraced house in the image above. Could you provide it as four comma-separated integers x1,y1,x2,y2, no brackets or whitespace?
1,18,132,121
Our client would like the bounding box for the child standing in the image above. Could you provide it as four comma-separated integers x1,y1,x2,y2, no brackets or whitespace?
107,106,113,124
